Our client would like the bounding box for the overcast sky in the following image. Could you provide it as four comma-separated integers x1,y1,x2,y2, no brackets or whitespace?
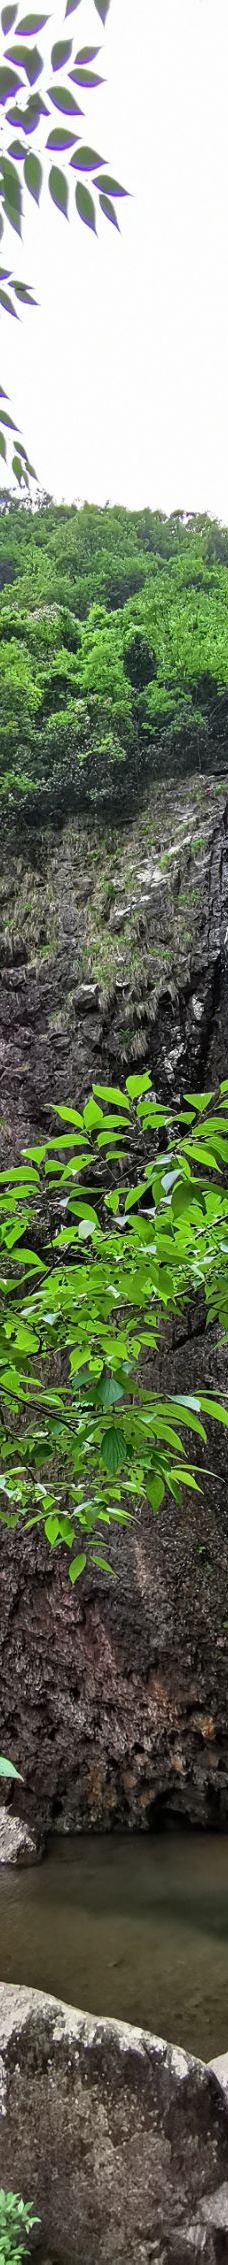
2,0,228,516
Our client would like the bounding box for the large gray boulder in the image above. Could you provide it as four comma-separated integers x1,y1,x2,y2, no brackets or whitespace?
0,1986,228,2263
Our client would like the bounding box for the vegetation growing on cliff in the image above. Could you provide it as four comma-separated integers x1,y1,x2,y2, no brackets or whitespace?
0,1074,228,1593
1,503,228,820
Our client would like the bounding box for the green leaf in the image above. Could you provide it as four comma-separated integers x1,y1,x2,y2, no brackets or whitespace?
147,1475,165,1511
51,39,72,68
94,0,111,20
90,1553,114,1573
1,154,22,216
52,1105,84,1125
184,1091,214,1111
65,0,81,12
93,171,127,196
71,65,103,85
16,11,48,27
69,1552,86,1582
24,149,42,198
126,1073,151,1099
0,432,6,458
0,1754,22,1778
75,181,96,230
6,39,42,79
101,1426,125,1476
0,62,21,93
70,144,103,169
76,48,101,63
47,125,77,147
0,287,17,313
199,1398,228,1427
99,192,120,229
183,1143,220,1169
96,1376,123,1407
83,1098,103,1128
44,1515,60,1544
49,165,68,216
48,82,82,112
8,133,28,151
93,1084,130,1107
1,4,18,29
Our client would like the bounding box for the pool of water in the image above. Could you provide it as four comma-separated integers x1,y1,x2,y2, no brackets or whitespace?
1,1831,228,2063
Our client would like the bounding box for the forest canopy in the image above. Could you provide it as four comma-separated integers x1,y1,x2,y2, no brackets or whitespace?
1,500,228,823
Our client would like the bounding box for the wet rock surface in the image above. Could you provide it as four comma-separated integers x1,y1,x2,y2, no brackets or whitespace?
0,1985,228,2264
1,775,228,1838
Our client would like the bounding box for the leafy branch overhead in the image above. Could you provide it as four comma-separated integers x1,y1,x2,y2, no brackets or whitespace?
0,0,125,481
0,1075,228,1585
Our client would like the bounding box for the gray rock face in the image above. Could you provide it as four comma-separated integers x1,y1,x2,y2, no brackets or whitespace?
1,776,228,1840
0,1807,37,1865
0,1986,228,2264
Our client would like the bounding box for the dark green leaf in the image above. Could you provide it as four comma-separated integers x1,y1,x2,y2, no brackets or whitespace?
94,0,111,20
0,63,21,93
0,286,17,312
70,66,103,85
0,432,6,457
0,406,17,422
51,37,72,67
101,1426,125,1476
48,82,82,111
6,39,42,78
99,192,120,228
93,171,127,196
70,143,103,169
49,164,68,216
1,3,18,28
147,1475,165,1511
76,48,100,63
96,1376,123,1407
13,277,36,299
90,1553,114,1573
16,10,48,27
76,180,96,230
24,148,42,197
8,133,27,151
47,125,77,146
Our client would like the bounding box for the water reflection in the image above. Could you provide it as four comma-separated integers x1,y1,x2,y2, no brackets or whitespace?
1,1831,228,2062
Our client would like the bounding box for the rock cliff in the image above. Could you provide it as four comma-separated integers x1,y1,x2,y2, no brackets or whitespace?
1,772,228,1843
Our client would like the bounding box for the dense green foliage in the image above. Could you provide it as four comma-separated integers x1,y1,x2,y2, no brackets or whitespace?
1,1073,228,1585
0,2194,38,2265
1,502,228,820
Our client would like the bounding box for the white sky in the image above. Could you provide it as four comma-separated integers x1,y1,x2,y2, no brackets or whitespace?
2,0,228,515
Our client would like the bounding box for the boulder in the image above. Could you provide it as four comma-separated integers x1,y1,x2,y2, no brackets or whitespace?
0,1986,228,2263
0,1807,37,1866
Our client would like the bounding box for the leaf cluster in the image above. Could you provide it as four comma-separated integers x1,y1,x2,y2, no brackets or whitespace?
0,1075,228,1583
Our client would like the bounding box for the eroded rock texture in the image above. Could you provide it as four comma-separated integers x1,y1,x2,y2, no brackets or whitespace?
1,775,228,1842
0,1984,228,2263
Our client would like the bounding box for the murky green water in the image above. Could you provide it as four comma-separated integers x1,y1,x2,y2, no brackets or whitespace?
1,1832,228,2063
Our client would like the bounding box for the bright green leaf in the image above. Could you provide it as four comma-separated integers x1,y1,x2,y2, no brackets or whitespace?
69,1552,86,1582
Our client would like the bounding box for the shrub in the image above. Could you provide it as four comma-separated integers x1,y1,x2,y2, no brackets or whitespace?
0,2194,39,2265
